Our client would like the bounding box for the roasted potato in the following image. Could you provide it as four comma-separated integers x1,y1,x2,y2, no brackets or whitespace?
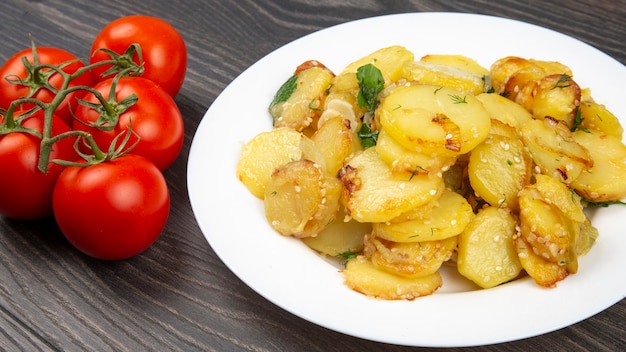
468,133,532,212
457,206,523,289
402,60,485,95
338,147,444,223
513,235,569,288
269,64,334,131
419,54,489,77
302,207,370,257
342,255,443,300
375,128,457,176
578,89,623,139
365,233,458,278
519,117,593,183
237,127,310,198
475,92,532,130
377,84,491,156
489,56,572,95
311,116,361,176
372,189,474,242
264,159,342,238
571,129,626,202
339,45,415,85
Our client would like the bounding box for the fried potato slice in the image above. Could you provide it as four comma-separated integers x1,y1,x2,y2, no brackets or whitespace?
571,130,626,202
457,206,523,289
311,116,361,176
402,60,485,95
264,159,342,238
237,127,308,198
342,255,443,300
378,84,491,156
375,128,457,176
365,234,458,278
302,207,370,257
419,54,489,77
475,92,532,130
578,89,623,139
373,189,473,242
514,235,569,288
338,147,444,223
270,65,334,131
519,117,592,183
468,134,532,212
339,45,415,85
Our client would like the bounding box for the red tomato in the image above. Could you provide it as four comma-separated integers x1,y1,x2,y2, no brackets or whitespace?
73,76,184,171
52,154,170,260
0,47,95,126
0,110,76,219
90,15,187,97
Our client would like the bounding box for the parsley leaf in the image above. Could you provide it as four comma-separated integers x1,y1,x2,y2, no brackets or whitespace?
356,64,384,114
269,75,298,111
357,123,379,148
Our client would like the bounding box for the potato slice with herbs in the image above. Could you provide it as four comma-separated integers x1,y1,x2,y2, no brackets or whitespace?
365,234,458,278
375,128,457,176
338,147,444,223
468,134,532,212
378,84,491,156
519,117,592,183
269,63,334,131
578,89,623,139
373,189,474,242
531,73,581,127
571,130,626,202
489,56,572,95
457,206,523,289
264,159,342,238
342,255,443,300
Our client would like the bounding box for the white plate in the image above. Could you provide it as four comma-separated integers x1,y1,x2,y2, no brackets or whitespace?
187,12,626,347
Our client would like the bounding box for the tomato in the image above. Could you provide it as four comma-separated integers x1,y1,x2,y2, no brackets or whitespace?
90,15,187,97
0,47,95,126
0,110,76,219
52,154,170,260
72,76,184,171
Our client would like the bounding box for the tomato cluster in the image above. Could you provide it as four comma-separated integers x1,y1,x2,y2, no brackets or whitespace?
0,15,187,260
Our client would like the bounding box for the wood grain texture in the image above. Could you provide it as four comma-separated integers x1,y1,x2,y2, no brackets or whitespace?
0,0,624,351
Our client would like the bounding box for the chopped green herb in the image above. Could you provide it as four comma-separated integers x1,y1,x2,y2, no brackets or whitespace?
449,94,467,104
583,199,626,207
336,250,359,264
357,123,379,148
308,98,322,112
570,109,584,132
409,165,426,181
506,160,513,166
434,86,443,94
356,64,385,114
269,75,298,111
551,74,572,89
355,64,384,148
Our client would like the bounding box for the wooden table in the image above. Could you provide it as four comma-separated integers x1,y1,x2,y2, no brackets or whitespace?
0,0,624,350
